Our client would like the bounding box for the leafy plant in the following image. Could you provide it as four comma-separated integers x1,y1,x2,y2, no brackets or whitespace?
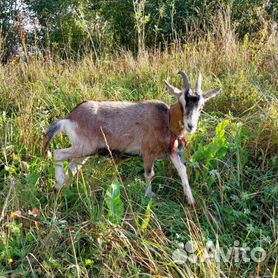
0,19,277,277
141,200,152,232
104,180,124,225
192,119,231,185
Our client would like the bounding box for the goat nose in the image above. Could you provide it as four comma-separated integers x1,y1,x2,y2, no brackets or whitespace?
188,124,193,130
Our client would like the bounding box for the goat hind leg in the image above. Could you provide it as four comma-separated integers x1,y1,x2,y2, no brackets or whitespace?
54,148,77,191
67,157,88,177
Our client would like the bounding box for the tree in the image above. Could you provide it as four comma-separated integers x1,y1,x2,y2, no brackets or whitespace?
0,0,21,61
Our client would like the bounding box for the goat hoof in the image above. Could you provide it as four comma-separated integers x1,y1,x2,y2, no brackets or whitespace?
187,197,195,207
53,185,63,193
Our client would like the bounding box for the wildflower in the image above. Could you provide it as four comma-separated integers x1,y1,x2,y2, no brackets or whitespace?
9,210,22,220
28,208,41,217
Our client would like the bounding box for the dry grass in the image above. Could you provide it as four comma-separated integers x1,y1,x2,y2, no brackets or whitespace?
0,16,277,278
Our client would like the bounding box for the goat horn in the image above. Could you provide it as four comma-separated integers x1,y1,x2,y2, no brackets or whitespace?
196,73,202,95
178,71,190,94
165,80,182,97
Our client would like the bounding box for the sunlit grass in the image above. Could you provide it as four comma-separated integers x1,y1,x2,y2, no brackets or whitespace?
0,24,277,277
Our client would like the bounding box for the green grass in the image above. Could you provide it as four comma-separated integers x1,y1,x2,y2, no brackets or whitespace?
0,30,277,277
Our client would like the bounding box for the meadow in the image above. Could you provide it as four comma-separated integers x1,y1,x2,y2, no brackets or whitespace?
0,20,277,277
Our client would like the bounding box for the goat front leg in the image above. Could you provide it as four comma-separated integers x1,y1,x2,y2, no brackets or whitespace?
170,152,195,206
143,157,155,198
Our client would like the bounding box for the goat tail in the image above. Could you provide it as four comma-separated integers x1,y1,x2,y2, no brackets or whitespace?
43,120,63,157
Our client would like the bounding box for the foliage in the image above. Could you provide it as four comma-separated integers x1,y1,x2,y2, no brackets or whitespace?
0,0,21,61
141,200,152,232
0,12,277,277
1,0,278,58
104,180,124,225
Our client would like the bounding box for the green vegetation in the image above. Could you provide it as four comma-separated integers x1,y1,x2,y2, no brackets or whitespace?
0,2,277,278
1,0,278,60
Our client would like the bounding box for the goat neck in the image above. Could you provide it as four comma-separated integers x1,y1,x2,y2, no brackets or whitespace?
169,101,186,137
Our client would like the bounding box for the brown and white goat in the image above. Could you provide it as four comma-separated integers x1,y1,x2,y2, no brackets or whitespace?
43,71,221,205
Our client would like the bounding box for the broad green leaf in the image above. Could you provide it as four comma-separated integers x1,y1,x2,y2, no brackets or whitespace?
104,180,124,225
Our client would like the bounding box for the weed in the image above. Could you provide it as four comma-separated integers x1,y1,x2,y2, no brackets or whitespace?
0,26,277,277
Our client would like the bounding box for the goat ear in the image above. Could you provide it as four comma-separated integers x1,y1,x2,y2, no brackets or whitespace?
204,88,222,101
165,80,182,98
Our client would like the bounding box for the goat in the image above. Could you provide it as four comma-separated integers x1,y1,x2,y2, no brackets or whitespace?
43,71,221,205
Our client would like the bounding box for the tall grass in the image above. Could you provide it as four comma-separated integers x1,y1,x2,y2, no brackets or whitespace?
0,14,277,277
